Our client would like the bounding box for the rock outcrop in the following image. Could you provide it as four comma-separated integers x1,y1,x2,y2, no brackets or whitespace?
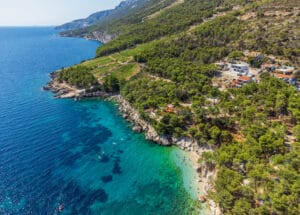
44,72,110,99
113,95,215,152
85,31,117,44
114,95,172,146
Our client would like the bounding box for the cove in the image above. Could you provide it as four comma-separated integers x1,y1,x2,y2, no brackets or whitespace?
0,27,201,214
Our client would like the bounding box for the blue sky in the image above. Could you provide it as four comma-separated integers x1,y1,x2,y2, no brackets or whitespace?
0,0,122,26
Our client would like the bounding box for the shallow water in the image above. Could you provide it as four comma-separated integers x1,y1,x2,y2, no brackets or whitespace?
0,27,200,214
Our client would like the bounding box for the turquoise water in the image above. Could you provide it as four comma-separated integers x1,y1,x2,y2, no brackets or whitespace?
0,27,200,214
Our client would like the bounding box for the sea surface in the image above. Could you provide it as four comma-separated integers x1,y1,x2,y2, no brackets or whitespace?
0,27,201,214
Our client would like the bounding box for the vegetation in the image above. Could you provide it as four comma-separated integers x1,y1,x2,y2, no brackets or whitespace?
103,75,122,93
96,0,226,56
60,0,300,213
62,0,177,41
206,75,300,214
58,66,98,88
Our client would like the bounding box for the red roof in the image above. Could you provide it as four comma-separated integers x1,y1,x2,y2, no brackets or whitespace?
275,73,292,79
238,76,251,82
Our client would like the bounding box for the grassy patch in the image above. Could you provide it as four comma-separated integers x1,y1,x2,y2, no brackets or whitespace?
82,56,114,67
112,63,140,80
92,64,119,77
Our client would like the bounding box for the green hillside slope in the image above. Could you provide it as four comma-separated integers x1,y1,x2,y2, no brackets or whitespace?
61,0,177,41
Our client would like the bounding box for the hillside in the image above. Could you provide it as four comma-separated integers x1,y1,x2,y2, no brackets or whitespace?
55,10,113,31
55,0,300,214
60,0,180,42
56,0,150,31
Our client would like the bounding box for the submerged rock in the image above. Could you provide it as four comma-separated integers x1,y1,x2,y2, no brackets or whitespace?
101,175,113,183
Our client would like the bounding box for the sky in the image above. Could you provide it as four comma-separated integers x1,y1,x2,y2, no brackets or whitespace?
0,0,122,26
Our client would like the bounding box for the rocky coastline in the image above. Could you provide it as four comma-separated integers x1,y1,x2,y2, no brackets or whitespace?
111,95,221,215
44,71,111,99
86,31,117,44
60,31,117,44
44,75,221,214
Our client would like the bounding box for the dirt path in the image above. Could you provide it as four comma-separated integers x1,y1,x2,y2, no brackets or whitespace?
147,74,173,82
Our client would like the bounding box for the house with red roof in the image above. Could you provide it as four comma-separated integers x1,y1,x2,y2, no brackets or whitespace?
273,73,296,85
237,75,252,87
231,76,253,88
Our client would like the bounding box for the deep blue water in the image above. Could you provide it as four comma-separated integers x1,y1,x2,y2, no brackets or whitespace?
0,27,200,214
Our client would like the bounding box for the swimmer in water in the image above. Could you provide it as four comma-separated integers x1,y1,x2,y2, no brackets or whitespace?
58,203,63,213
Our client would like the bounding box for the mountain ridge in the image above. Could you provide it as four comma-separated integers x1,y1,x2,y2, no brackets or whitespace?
55,10,113,31
56,0,149,31
59,0,178,43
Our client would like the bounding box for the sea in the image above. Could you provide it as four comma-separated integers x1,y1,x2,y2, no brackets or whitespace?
0,27,202,215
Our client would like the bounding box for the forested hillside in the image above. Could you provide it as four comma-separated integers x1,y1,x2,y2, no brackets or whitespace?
60,0,177,40
57,0,151,31
59,0,300,214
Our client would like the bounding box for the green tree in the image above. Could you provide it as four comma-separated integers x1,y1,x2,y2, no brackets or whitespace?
103,75,120,92
228,51,244,61
275,92,288,116
292,125,300,142
232,199,252,215
258,131,284,158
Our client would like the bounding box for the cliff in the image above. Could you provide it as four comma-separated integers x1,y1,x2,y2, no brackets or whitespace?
84,31,117,44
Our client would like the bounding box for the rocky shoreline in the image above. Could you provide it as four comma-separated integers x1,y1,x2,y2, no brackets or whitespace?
44,71,111,99
44,75,221,214
60,31,117,44
85,31,117,44
111,95,221,215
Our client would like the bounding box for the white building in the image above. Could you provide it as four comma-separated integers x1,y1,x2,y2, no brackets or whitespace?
277,66,294,74
230,63,249,75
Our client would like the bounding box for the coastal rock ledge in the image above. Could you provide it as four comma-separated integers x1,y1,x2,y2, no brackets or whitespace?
112,95,221,215
113,95,208,152
113,95,171,146
44,71,111,99
86,31,117,44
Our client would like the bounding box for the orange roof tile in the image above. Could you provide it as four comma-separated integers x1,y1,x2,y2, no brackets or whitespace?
275,73,292,79
238,76,251,81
